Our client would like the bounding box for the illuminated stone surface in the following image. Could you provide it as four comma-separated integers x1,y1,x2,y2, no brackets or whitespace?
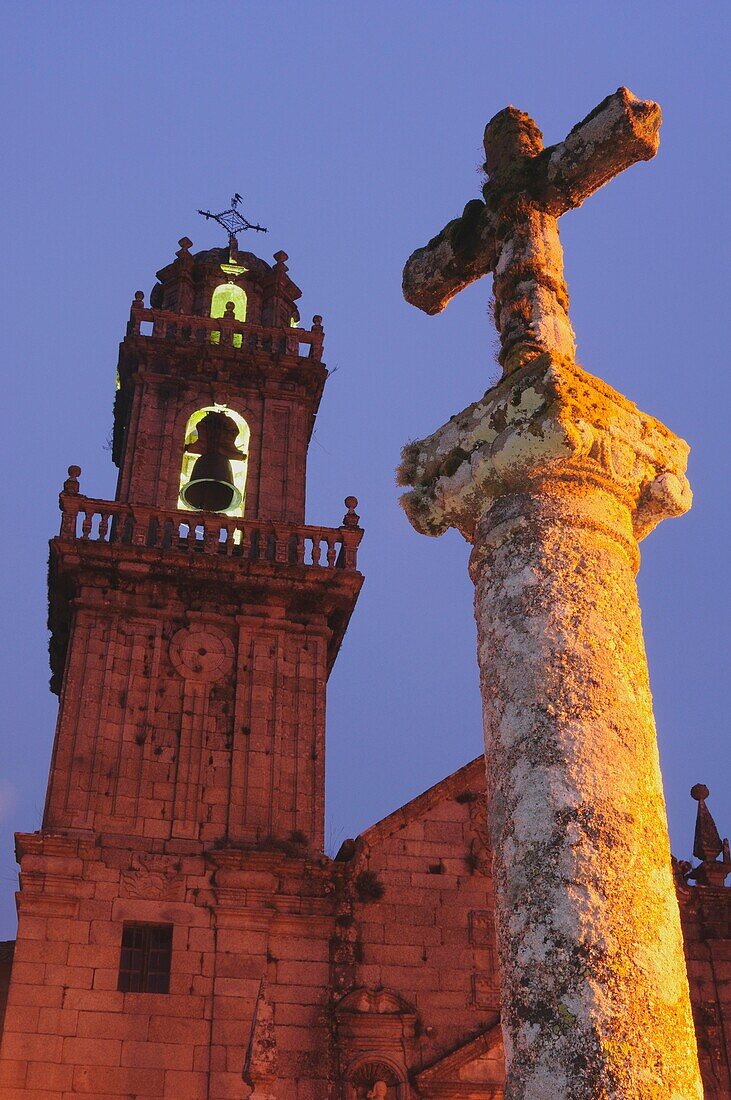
400,355,701,1095
399,87,707,1098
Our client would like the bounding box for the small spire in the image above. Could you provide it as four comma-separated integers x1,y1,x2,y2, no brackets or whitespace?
691,783,722,862
687,784,730,888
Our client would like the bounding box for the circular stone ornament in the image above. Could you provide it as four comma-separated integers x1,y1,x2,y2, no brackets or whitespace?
169,625,234,682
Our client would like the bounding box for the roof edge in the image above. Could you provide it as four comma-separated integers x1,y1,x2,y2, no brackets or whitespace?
352,755,486,851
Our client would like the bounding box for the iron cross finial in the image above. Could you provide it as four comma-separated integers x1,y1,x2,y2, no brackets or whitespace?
197,194,267,244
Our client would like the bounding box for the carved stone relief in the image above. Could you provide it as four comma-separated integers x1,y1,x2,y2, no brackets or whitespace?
169,624,234,682
119,852,185,900
348,1062,399,1099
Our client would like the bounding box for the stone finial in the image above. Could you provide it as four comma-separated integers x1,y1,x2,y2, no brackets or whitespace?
691,783,721,861
273,250,288,267
177,236,192,255
312,314,323,331
63,465,81,495
343,496,360,528
688,784,731,887
224,301,236,319
128,291,146,336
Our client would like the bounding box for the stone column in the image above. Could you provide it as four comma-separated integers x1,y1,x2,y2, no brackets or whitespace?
398,353,703,1098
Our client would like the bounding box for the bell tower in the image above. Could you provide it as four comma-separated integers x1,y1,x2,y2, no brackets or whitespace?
0,233,365,1099
45,235,363,850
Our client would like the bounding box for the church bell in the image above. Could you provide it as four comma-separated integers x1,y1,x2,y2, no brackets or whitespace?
180,411,243,513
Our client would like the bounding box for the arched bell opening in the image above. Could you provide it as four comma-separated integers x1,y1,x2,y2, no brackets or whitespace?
178,406,250,516
210,282,247,347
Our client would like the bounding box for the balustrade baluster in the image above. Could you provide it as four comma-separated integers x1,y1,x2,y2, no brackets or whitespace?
238,525,250,560
98,512,110,541
326,537,337,568
59,503,79,540
131,511,147,546
81,510,93,539
310,534,322,566
203,518,219,553
340,538,359,570
121,512,135,546
146,516,159,548
275,528,289,563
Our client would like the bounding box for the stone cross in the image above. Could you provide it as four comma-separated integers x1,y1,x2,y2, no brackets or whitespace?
403,87,660,373
399,89,704,1098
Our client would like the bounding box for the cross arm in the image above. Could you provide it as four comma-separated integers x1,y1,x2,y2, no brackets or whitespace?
530,87,662,216
402,198,498,315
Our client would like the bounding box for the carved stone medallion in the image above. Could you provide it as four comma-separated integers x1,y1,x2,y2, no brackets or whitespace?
169,624,234,682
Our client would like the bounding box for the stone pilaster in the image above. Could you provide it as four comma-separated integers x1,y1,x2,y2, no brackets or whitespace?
398,354,703,1098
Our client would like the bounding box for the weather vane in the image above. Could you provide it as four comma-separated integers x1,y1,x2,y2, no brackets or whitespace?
197,194,267,243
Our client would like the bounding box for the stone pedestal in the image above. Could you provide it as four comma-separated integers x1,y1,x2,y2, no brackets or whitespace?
398,354,703,1098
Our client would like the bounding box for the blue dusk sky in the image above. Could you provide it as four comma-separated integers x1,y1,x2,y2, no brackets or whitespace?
0,3,728,935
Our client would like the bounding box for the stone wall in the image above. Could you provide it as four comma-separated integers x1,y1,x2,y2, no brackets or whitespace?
44,590,330,849
680,885,731,1098
0,836,337,1099
333,758,505,1095
0,942,14,1040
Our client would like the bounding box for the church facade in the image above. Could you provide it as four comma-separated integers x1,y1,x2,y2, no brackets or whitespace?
0,238,728,1098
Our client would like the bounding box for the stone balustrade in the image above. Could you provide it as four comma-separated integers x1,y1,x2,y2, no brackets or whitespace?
126,296,324,363
57,494,361,571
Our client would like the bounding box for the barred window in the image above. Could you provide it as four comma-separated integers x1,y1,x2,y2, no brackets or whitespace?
117,923,172,994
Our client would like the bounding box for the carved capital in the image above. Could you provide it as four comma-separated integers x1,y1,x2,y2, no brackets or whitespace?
397,354,691,543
